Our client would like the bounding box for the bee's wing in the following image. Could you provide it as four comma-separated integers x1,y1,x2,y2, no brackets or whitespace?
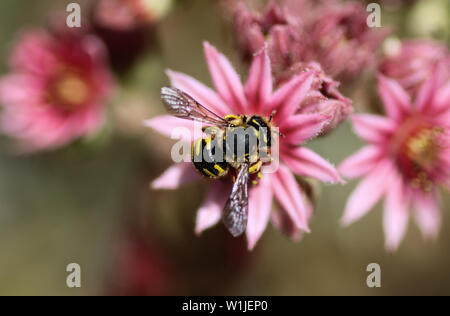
161,87,228,127
222,163,249,237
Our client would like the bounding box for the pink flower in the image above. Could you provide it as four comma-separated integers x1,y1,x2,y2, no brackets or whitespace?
93,0,173,30
145,42,343,250
339,68,450,251
228,2,354,134
282,61,353,135
230,0,388,82
380,39,450,97
0,29,114,152
303,1,388,80
91,0,173,72
109,231,174,296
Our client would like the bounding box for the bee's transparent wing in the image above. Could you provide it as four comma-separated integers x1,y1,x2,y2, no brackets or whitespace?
222,163,249,237
161,87,228,126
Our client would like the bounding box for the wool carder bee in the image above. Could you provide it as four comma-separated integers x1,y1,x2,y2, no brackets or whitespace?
160,87,275,237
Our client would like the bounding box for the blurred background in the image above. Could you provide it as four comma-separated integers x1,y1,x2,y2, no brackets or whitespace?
0,0,449,296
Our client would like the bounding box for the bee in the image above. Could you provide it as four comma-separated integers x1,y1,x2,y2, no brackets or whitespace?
160,87,274,237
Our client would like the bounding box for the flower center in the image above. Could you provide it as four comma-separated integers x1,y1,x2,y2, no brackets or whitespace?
406,128,441,168
50,72,91,111
396,125,444,192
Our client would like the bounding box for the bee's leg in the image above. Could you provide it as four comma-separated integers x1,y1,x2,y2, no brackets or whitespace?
251,172,264,186
249,160,262,174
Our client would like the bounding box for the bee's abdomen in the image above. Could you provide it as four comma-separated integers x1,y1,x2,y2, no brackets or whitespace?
191,137,228,178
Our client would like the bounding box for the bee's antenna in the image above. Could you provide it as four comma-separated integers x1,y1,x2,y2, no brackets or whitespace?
268,110,277,123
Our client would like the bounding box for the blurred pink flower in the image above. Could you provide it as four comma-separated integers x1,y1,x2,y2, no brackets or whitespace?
380,39,450,97
230,0,388,82
339,68,450,251
93,0,173,30
303,1,388,80
145,42,343,250
109,231,174,296
91,0,161,72
0,29,114,152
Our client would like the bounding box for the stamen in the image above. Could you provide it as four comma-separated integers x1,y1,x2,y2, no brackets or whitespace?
403,127,444,192
406,127,442,168
52,72,90,110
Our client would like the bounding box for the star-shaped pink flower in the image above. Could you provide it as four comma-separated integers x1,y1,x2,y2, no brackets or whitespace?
146,42,343,250
340,66,450,251
0,29,115,152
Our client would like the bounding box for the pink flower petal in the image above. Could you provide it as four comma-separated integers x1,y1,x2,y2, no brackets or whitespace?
0,29,114,153
383,175,410,252
9,30,58,75
68,105,104,137
434,81,450,115
245,48,272,113
281,113,330,145
339,145,384,179
415,67,440,113
341,160,395,226
246,176,273,250
351,114,396,143
5,107,75,151
152,163,201,190
203,42,248,113
166,69,231,116
413,191,441,240
378,74,412,121
281,147,344,183
144,115,197,142
195,182,231,235
271,165,310,232
271,205,308,242
0,74,44,108
268,71,314,123
440,108,450,128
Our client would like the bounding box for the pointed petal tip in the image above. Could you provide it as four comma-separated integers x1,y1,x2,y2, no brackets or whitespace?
194,220,210,237
252,43,269,57
385,240,401,253
203,41,218,60
203,41,215,53
150,179,165,190
340,215,354,227
143,119,154,128
151,177,177,190
297,222,311,234
165,68,175,77
194,226,204,236
247,239,257,251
